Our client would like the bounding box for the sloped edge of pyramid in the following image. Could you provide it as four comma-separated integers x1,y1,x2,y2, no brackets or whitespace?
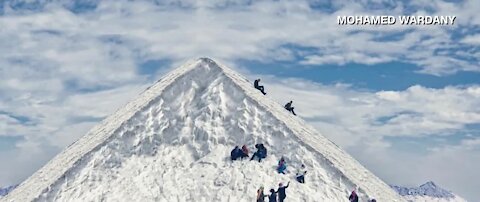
3,58,405,202
212,59,406,202
1,59,206,202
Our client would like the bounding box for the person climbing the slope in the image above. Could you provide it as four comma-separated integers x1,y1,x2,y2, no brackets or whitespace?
250,143,268,162
295,164,307,183
256,186,267,202
230,146,242,161
284,101,296,116
254,79,267,95
277,157,287,174
277,182,290,202
268,189,278,202
349,190,359,202
241,145,249,159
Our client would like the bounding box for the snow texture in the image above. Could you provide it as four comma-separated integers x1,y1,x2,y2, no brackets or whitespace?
2,58,405,202
392,182,467,202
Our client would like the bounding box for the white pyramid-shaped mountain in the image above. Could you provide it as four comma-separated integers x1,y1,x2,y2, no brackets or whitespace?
2,58,405,202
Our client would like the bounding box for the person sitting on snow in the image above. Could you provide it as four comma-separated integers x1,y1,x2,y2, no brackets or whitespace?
284,101,297,116
254,79,267,95
230,146,242,161
241,145,249,159
296,164,307,183
277,157,287,174
251,143,267,162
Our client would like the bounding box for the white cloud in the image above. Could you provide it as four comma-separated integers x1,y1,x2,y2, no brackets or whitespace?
461,34,480,45
1,0,478,76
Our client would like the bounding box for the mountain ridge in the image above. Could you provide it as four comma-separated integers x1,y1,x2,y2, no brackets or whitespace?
392,181,467,202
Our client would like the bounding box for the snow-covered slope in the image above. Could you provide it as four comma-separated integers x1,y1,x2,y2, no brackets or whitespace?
392,182,467,202
2,58,405,202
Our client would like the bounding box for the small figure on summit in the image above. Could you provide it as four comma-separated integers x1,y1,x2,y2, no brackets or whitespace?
349,190,359,202
295,164,307,183
254,79,267,95
230,146,242,161
251,143,268,162
284,101,297,116
277,157,287,174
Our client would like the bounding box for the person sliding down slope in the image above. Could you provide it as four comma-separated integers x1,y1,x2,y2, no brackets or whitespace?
256,186,268,202
349,190,359,202
254,79,267,95
277,157,287,174
295,164,307,183
284,101,296,116
241,145,249,159
230,146,242,161
268,189,278,202
250,144,268,162
277,182,290,202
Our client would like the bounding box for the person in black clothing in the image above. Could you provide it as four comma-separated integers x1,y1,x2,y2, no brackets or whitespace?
268,189,278,202
284,101,296,116
254,79,267,95
277,182,290,202
250,144,268,162
230,146,242,161
348,190,359,202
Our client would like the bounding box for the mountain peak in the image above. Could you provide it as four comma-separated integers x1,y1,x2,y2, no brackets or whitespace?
3,59,405,202
392,181,457,199
420,181,437,189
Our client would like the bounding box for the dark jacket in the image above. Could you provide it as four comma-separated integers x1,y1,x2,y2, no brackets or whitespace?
284,102,292,109
278,183,289,198
260,146,267,158
349,192,359,202
268,192,277,202
230,147,241,160
254,79,260,88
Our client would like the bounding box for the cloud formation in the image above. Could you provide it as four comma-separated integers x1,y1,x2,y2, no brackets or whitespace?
258,76,480,200
0,0,479,200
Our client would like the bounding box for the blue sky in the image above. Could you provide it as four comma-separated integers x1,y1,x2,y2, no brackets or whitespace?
1,0,479,200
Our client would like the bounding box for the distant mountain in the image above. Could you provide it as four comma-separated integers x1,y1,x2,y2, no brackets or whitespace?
0,185,17,197
392,181,467,202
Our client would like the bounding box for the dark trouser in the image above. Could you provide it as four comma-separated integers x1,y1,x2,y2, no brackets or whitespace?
240,152,249,159
256,86,266,95
285,107,296,115
250,152,263,162
279,196,286,202
296,175,304,183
